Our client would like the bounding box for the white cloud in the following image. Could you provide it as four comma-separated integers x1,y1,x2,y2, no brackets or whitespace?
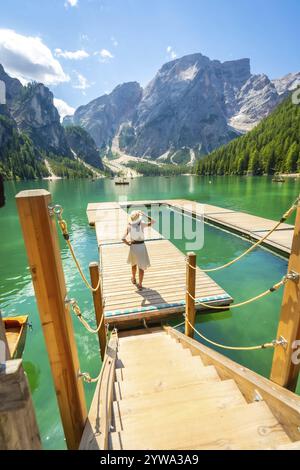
0,29,69,85
65,0,78,8
55,48,89,60
95,48,114,62
54,98,75,121
167,46,177,60
73,72,91,91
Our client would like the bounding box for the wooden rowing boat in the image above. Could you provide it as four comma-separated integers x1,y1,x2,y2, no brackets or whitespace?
115,177,130,185
3,315,28,359
272,176,285,183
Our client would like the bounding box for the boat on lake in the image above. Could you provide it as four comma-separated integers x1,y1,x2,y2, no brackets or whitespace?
272,176,285,183
115,177,129,185
4,315,29,359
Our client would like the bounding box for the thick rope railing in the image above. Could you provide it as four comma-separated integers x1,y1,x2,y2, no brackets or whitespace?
49,205,101,293
79,329,118,384
67,298,104,334
182,315,287,351
186,196,299,273
185,276,289,310
78,328,119,383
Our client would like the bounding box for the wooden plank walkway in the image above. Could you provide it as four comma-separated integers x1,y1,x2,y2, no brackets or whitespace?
86,196,295,327
87,202,233,327
87,198,294,257
163,199,294,257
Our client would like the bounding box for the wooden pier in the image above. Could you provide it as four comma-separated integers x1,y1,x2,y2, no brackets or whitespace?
4,190,300,451
164,199,294,257
87,202,233,328
88,198,294,259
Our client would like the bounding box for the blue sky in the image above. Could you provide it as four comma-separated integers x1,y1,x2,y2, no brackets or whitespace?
0,0,299,116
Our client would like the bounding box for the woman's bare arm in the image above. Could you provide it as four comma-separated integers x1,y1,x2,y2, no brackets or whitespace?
140,211,155,226
122,225,131,246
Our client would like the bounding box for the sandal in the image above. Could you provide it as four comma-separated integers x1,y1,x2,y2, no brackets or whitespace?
137,284,143,291
131,278,137,285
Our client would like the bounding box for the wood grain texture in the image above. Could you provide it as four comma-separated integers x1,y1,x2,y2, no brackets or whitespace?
16,190,87,450
89,262,106,360
270,205,300,390
0,360,41,450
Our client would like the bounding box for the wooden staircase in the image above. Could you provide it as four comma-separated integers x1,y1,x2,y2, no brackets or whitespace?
80,327,300,451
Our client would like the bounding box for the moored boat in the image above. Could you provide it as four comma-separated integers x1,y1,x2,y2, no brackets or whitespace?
115,177,129,185
272,176,285,183
4,315,29,359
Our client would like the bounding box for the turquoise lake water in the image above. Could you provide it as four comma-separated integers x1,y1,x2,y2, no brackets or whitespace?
1,175,299,449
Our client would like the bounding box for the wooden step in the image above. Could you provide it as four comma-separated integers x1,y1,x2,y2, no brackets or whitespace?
118,330,167,343
117,342,185,359
113,379,247,432
118,336,177,352
114,365,220,400
276,441,300,450
116,347,193,368
115,356,204,382
110,402,291,450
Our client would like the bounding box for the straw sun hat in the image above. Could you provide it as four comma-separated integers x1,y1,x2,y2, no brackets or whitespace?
129,210,142,224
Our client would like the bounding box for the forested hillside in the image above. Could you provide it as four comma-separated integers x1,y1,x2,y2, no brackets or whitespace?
0,65,103,180
195,92,300,175
0,108,49,179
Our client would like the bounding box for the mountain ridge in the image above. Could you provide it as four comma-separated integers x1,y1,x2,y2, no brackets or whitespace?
0,65,103,179
63,53,300,162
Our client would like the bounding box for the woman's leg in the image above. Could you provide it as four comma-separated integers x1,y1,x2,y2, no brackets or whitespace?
131,265,137,284
138,268,144,288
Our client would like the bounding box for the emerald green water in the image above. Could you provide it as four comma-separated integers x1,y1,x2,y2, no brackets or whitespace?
1,176,300,449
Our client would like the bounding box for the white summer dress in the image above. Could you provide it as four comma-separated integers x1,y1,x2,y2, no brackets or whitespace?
126,220,151,270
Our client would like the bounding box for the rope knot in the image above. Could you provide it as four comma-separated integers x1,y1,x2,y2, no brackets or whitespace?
78,371,92,383
70,299,82,318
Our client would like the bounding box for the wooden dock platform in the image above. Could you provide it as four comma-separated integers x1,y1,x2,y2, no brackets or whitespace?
163,199,294,257
87,198,294,257
86,196,296,327
87,202,233,328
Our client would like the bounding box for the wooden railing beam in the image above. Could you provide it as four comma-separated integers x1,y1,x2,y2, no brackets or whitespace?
185,252,196,338
270,203,300,391
16,189,87,449
89,262,107,360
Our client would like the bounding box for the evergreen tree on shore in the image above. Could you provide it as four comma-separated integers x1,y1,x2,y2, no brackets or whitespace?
195,92,300,176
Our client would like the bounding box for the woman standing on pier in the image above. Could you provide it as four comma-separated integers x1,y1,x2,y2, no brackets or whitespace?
122,210,155,290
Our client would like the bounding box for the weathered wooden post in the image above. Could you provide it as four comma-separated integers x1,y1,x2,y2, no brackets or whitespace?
0,312,11,361
270,202,300,391
16,189,87,449
89,262,107,360
185,252,196,338
0,359,42,450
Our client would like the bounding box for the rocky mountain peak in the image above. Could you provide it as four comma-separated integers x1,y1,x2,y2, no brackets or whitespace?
11,81,71,156
65,81,143,148
0,64,23,106
272,72,300,95
221,58,251,89
63,53,299,161
228,74,283,133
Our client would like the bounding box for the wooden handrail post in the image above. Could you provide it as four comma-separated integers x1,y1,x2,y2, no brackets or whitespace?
0,359,42,449
270,202,300,391
185,252,196,338
15,189,87,449
89,262,107,360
